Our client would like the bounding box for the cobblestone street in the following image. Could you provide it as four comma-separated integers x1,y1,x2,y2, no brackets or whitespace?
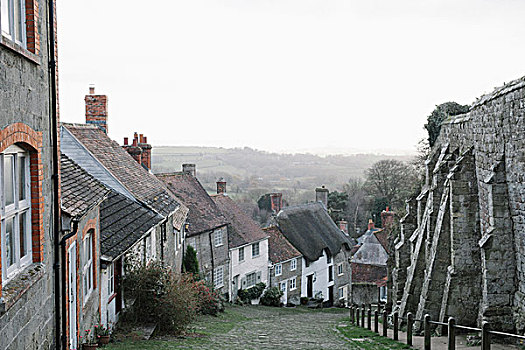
199,306,350,350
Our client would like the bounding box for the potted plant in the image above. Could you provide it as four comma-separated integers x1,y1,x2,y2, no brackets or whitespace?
80,329,98,350
95,323,110,345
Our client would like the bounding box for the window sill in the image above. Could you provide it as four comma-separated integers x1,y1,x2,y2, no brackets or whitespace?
0,36,40,65
0,263,45,315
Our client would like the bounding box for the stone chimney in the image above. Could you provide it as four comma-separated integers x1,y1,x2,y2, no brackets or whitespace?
315,186,329,209
217,178,226,194
122,132,152,170
381,207,395,230
182,164,196,177
85,85,108,134
338,220,348,235
367,219,375,231
270,193,283,213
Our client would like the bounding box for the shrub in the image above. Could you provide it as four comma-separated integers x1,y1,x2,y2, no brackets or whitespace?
193,279,224,315
300,297,309,305
237,282,266,303
183,246,199,275
122,262,198,335
260,287,283,307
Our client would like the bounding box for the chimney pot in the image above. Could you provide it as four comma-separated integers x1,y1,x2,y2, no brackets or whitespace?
89,86,95,94
144,136,147,143
270,193,283,213
132,138,137,147
368,219,375,231
123,137,129,146
85,85,108,133
139,134,144,143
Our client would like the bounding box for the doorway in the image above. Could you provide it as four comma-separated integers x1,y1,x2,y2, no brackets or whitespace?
307,274,313,298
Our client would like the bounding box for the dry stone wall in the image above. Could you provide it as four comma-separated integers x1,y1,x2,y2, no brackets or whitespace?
393,76,525,332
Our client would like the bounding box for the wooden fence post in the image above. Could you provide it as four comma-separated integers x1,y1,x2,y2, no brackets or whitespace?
481,322,490,350
407,312,413,346
350,306,354,324
393,312,399,341
374,310,379,333
382,310,387,337
448,317,455,350
424,314,431,350
367,308,372,330
361,306,365,328
356,307,360,326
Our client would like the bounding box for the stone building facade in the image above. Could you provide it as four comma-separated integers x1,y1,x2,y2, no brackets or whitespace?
393,76,525,332
0,0,59,348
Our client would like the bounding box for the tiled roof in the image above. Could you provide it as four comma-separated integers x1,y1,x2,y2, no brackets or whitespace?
61,153,110,218
156,172,228,236
211,194,268,249
100,191,164,260
263,226,301,264
374,230,389,253
62,123,184,218
276,202,356,262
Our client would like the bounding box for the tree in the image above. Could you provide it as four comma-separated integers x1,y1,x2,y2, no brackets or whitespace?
183,246,199,275
342,178,368,238
364,160,418,213
425,102,469,147
327,191,348,223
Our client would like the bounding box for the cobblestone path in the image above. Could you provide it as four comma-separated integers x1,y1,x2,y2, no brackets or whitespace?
192,306,351,350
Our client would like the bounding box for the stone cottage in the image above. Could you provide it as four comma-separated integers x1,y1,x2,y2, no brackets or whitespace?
276,200,354,306
351,220,388,306
393,76,525,332
60,154,111,349
157,165,230,296
264,226,303,306
211,180,269,302
0,0,60,348
61,87,189,273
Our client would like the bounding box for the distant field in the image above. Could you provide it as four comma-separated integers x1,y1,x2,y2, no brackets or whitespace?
152,146,413,206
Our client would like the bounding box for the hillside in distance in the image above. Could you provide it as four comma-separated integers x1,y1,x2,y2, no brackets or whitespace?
152,146,413,206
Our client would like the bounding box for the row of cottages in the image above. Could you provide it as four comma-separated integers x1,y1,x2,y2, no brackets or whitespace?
157,168,269,301
59,88,189,349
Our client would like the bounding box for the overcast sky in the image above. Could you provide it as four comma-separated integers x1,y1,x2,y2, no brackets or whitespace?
56,0,525,155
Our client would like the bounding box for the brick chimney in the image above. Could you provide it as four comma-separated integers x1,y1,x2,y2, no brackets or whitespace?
270,193,283,213
338,220,348,235
367,219,375,231
315,186,329,209
217,178,226,194
85,85,108,134
381,207,395,230
182,164,196,177
122,132,152,170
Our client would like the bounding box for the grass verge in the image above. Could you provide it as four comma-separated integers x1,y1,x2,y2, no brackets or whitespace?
337,319,412,350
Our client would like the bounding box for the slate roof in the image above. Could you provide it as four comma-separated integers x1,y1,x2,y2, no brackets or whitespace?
62,123,184,218
263,226,301,264
100,191,164,260
156,172,228,236
352,227,388,266
61,153,110,218
276,202,356,262
211,194,268,249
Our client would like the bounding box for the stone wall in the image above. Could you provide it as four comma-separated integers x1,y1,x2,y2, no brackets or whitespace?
393,76,525,332
0,0,57,348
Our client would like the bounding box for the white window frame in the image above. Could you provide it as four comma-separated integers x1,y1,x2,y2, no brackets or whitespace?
275,263,282,276
279,281,286,292
338,263,344,276
338,287,344,299
108,263,114,296
289,277,297,290
290,258,297,271
246,272,256,288
251,242,260,257
238,246,244,262
83,232,94,304
214,228,223,247
214,265,224,288
1,0,26,47
1,145,32,283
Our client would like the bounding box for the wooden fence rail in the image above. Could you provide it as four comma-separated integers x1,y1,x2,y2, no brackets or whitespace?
348,305,525,350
